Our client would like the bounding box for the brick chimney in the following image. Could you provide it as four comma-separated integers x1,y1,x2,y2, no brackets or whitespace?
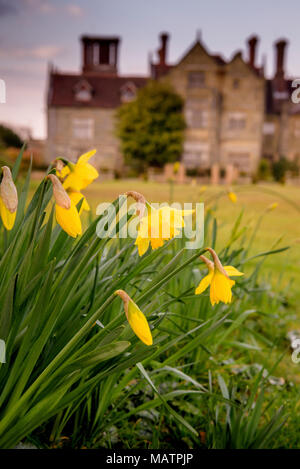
158,32,169,66
275,39,288,78
247,35,258,68
81,35,120,74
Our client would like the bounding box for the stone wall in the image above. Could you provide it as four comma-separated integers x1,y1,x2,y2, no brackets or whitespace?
46,107,122,171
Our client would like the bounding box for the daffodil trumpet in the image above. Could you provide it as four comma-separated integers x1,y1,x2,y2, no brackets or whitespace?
125,192,194,256
195,247,244,306
0,166,18,230
115,289,153,346
57,149,99,192
47,174,82,238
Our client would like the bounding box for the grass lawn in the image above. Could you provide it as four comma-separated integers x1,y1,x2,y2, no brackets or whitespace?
82,180,300,305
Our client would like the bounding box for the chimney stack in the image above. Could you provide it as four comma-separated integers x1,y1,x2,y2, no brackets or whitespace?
158,32,169,66
275,39,288,78
247,35,258,68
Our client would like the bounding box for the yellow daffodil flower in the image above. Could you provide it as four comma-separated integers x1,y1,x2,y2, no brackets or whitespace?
173,161,180,174
136,205,194,256
0,166,18,230
68,191,90,214
125,191,194,256
48,174,82,238
62,150,99,191
228,191,237,204
267,202,278,211
195,248,244,306
115,290,153,346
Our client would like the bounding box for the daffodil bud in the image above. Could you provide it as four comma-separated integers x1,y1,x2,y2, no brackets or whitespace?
0,166,18,213
200,255,214,271
48,174,71,209
115,289,153,346
125,191,146,219
206,247,228,277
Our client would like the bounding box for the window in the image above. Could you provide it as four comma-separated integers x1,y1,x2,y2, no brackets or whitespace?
263,122,275,135
228,152,250,172
109,43,116,65
120,82,137,103
186,109,208,128
233,79,240,89
74,80,93,103
183,142,209,168
228,113,246,130
72,118,94,140
188,71,205,88
273,91,288,100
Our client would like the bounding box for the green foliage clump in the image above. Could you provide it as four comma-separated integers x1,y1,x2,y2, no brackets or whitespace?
256,158,271,181
0,124,23,149
0,149,295,449
116,81,185,171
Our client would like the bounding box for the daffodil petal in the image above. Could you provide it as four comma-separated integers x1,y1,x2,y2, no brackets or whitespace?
135,237,150,256
55,201,82,238
195,271,213,295
77,149,97,164
68,191,90,213
0,197,16,230
210,271,234,306
224,266,244,277
127,300,153,346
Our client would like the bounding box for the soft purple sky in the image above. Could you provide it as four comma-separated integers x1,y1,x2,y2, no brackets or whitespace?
0,0,299,139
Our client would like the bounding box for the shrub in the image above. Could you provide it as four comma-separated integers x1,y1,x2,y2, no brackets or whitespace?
116,81,185,171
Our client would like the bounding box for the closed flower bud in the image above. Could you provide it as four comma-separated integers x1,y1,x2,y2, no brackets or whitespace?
0,166,18,230
48,174,71,209
0,166,18,213
115,289,153,346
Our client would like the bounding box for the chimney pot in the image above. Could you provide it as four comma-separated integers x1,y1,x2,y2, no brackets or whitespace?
275,39,288,78
247,35,259,68
158,32,169,66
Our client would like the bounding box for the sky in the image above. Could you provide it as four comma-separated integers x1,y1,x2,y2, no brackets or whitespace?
0,0,300,139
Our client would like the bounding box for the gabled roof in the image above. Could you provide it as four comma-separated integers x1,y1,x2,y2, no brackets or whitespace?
48,73,148,108
176,39,227,68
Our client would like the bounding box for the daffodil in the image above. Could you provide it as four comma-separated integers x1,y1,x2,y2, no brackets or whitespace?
0,166,18,230
195,248,244,306
267,202,278,211
125,191,194,256
228,190,237,204
136,205,194,256
48,174,82,238
173,161,180,174
62,149,99,191
115,289,153,346
68,191,90,214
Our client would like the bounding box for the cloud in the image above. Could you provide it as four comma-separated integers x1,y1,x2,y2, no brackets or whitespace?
0,0,17,17
0,44,65,60
30,45,64,59
65,4,84,17
21,0,55,13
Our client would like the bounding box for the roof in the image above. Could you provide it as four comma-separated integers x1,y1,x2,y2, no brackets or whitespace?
48,73,148,108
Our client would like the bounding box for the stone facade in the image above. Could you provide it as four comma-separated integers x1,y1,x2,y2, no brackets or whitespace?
46,33,300,175
46,107,121,171
158,40,264,174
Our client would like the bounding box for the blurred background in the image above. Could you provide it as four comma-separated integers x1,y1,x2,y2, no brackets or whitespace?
0,0,300,184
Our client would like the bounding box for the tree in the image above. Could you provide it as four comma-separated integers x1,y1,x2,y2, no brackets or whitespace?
0,124,23,149
116,81,185,171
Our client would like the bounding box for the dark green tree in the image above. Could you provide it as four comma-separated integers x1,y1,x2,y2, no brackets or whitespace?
0,124,23,149
116,81,185,171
